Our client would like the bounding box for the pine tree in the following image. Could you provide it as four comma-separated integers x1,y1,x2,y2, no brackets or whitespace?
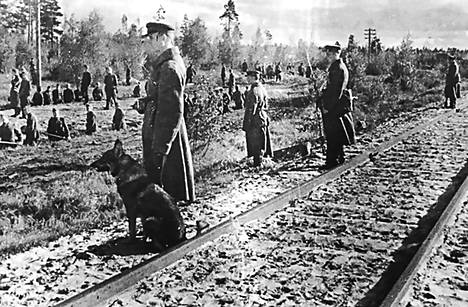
40,0,63,46
218,0,242,65
180,16,211,65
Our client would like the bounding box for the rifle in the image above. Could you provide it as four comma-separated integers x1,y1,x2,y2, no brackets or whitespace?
0,140,22,146
305,48,327,155
42,131,69,140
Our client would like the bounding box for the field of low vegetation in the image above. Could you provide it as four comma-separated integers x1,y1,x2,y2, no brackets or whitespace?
0,0,463,257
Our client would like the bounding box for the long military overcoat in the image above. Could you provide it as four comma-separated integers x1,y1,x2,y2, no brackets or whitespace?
142,47,195,202
322,58,353,146
445,61,460,100
242,82,272,158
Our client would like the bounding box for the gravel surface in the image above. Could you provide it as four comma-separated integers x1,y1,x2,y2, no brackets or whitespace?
405,201,468,307
101,108,468,306
0,104,463,306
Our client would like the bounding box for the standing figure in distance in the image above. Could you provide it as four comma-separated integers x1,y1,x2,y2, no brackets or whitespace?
138,22,195,203
320,41,351,169
10,69,21,117
104,67,118,110
444,54,461,109
227,68,235,97
221,63,226,86
242,70,272,167
18,71,31,119
81,65,92,104
186,63,196,84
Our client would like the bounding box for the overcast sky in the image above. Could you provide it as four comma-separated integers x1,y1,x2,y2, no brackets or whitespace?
59,0,468,49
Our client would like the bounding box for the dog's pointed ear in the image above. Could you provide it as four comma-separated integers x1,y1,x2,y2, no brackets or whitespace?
114,139,124,158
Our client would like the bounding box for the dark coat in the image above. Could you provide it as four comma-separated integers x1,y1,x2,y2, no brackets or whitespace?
32,92,43,106
24,113,39,145
81,71,91,90
47,117,69,140
112,107,126,130
52,89,62,104
445,61,460,99
9,75,20,108
232,90,244,109
63,88,74,103
142,47,195,202
104,73,118,94
0,122,22,143
242,82,272,158
92,87,103,101
242,61,248,72
322,58,354,146
85,111,97,135
43,90,51,105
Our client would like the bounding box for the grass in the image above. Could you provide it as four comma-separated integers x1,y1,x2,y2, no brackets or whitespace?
0,69,446,256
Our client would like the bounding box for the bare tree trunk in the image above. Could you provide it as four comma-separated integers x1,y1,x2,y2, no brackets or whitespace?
36,0,41,88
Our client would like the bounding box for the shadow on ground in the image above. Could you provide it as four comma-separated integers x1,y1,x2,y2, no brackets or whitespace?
357,159,468,307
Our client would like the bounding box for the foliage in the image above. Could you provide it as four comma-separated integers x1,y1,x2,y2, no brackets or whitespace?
15,37,34,69
0,26,16,72
180,16,211,66
40,0,63,45
218,0,242,65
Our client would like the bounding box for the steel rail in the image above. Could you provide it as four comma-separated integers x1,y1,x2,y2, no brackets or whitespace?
55,105,465,307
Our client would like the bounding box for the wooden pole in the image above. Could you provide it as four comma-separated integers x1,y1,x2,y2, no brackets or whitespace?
35,0,42,89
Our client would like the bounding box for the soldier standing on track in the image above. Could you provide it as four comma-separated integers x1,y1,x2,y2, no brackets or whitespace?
10,69,21,117
81,65,92,104
275,62,282,82
242,70,272,167
320,41,354,169
104,67,118,110
444,54,461,109
138,22,195,203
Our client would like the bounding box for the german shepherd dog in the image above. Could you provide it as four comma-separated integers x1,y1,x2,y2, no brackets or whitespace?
90,140,186,250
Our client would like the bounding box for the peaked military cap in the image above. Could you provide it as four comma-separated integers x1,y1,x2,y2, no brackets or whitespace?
246,70,261,77
142,22,175,38
324,41,341,51
447,54,455,60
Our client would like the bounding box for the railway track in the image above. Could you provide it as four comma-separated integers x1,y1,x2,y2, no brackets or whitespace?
0,103,465,306
49,104,467,307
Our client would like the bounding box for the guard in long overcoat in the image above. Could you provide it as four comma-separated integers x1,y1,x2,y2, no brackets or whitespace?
10,69,21,116
139,22,195,203
321,42,353,169
242,70,272,167
444,55,461,109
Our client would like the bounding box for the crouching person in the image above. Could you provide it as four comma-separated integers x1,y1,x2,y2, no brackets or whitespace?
112,102,126,131
24,107,39,146
0,114,22,147
46,108,70,141
242,70,272,167
85,104,97,135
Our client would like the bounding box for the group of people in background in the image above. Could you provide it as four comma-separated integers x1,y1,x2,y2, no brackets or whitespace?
1,63,129,147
